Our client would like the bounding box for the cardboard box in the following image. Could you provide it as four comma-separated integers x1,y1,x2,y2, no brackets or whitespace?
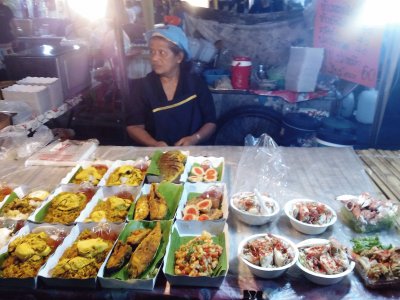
0,113,10,130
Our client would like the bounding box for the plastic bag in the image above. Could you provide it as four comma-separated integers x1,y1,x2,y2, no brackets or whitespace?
0,101,34,124
232,134,288,200
0,125,54,160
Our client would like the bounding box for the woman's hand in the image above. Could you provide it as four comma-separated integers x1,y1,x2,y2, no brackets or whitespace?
127,125,169,147
155,141,168,147
174,135,198,146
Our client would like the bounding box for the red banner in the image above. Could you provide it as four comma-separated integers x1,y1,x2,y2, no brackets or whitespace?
314,0,383,87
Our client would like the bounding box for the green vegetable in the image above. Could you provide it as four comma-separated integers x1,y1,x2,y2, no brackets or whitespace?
351,236,392,254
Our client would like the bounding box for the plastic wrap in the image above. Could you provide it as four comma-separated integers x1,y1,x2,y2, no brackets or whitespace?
0,125,53,160
233,134,288,201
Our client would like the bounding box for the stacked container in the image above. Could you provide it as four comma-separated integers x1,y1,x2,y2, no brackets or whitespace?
1,84,52,115
17,77,63,109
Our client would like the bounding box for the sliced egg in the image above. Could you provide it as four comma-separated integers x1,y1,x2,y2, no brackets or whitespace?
28,190,50,201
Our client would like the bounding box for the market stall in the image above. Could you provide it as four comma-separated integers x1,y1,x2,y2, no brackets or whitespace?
0,145,398,299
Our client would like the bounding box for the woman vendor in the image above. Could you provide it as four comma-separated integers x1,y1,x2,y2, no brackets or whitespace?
125,25,216,146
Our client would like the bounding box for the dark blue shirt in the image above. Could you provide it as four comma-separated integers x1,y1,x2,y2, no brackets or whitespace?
0,4,14,44
126,69,216,146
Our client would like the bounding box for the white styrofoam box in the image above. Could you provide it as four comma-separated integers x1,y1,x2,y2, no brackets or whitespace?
1,84,52,114
163,224,229,287
75,185,140,223
28,184,98,224
0,222,73,289
17,77,63,109
180,156,225,183
285,47,324,92
175,182,228,235
60,160,114,186
38,222,124,289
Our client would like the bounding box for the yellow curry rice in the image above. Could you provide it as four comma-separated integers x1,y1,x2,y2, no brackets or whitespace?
0,232,56,278
51,229,113,279
106,165,144,186
44,192,88,224
86,195,133,223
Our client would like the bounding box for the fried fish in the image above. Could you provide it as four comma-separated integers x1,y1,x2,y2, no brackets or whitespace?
134,195,150,220
127,222,162,279
149,184,168,220
105,241,132,274
158,151,186,182
126,228,151,248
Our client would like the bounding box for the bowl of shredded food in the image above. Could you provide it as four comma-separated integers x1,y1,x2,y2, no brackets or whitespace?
296,238,355,285
284,199,337,234
238,233,298,278
230,191,280,226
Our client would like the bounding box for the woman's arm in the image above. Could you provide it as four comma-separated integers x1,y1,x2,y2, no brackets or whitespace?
127,125,168,147
174,122,216,146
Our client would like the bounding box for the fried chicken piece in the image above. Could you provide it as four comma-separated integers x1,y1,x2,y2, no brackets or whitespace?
105,241,132,274
127,222,162,279
149,184,168,220
158,151,186,182
134,195,149,220
126,228,151,248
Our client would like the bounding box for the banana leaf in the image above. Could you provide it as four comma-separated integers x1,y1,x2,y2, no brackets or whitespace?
127,182,183,220
164,228,227,277
0,192,19,216
34,201,52,223
146,150,163,176
104,220,172,280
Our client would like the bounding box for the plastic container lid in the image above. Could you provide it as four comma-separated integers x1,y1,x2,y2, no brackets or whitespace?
316,128,356,146
233,56,251,61
232,56,252,67
283,113,321,131
321,117,355,132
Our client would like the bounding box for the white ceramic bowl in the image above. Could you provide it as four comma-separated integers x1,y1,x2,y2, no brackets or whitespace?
230,192,280,226
238,233,298,278
296,239,355,285
284,199,337,234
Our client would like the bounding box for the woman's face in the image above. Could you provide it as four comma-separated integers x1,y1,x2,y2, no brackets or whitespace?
149,37,184,77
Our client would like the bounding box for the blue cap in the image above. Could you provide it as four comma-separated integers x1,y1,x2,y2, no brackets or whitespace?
145,25,191,60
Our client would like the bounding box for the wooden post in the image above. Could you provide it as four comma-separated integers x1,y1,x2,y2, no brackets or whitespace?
213,0,218,9
141,0,155,30
112,0,129,142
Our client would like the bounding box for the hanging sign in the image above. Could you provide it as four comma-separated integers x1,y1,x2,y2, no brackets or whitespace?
314,0,383,87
